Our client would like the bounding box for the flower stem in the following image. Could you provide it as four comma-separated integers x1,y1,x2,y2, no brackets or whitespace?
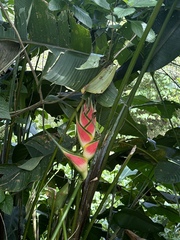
51,179,82,240
82,146,136,239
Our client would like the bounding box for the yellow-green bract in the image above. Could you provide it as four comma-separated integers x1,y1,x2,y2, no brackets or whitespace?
81,64,117,94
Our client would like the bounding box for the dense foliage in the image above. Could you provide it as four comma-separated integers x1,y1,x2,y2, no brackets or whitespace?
0,0,180,239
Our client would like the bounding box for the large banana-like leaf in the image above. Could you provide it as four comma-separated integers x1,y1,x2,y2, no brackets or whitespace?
155,159,180,184
13,0,92,52
147,10,180,71
42,50,101,91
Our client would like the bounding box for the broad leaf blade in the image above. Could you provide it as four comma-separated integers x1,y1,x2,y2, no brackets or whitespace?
111,208,163,233
155,159,180,184
92,0,110,10
0,97,10,120
27,1,70,47
143,202,180,222
72,5,92,29
18,156,43,171
0,155,51,192
69,16,91,53
43,50,100,91
148,10,180,71
113,7,135,18
125,0,157,7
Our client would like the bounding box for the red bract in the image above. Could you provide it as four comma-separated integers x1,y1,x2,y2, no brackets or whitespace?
76,119,93,148
77,100,96,148
59,145,88,179
59,99,99,179
83,140,99,160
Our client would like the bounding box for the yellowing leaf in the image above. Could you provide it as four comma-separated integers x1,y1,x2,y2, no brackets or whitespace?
81,64,117,94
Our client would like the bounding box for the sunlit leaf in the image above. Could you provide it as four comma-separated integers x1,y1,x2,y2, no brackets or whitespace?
18,156,43,171
48,0,66,11
76,54,102,70
72,5,92,28
82,64,117,94
92,0,110,10
113,7,135,18
131,21,156,42
43,50,100,91
124,0,157,7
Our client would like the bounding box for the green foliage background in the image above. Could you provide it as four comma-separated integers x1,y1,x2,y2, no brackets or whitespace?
0,0,180,239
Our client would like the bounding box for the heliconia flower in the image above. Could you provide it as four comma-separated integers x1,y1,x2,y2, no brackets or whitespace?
77,100,96,148
59,145,88,179
56,99,98,180
83,140,99,160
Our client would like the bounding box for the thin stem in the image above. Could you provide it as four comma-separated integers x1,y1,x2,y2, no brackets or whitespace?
71,185,81,233
51,179,82,240
47,190,56,240
61,209,68,240
83,146,136,239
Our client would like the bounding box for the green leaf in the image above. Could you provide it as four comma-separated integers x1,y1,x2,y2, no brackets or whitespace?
124,0,157,7
159,191,180,203
155,127,180,148
69,16,92,53
0,23,17,42
14,0,30,40
48,0,66,11
92,0,110,10
18,156,43,171
148,10,180,71
72,5,92,29
0,97,10,120
0,190,5,203
82,64,117,94
27,0,70,47
132,98,180,118
96,82,118,107
131,21,156,43
94,32,108,55
120,111,147,138
0,156,51,192
76,54,102,70
155,159,180,184
111,208,163,233
0,194,13,215
58,102,75,119
43,50,100,91
55,183,69,211
143,202,180,222
113,7,135,18
0,39,20,72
